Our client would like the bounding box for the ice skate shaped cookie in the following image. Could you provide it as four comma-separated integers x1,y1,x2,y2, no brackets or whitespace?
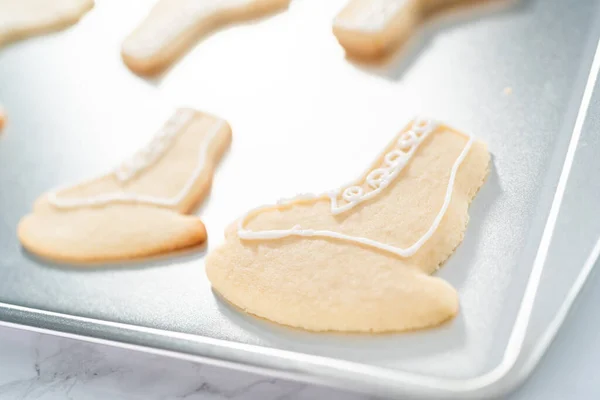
0,0,93,47
206,119,489,332
333,0,478,59
121,0,291,76
18,108,231,264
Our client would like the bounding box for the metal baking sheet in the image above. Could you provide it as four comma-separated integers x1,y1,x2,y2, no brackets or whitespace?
1,0,600,398
507,65,600,391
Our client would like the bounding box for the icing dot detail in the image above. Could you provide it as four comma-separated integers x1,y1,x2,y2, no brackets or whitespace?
384,149,406,166
331,119,437,214
116,109,194,182
366,168,389,189
48,112,226,209
398,130,417,150
343,186,364,202
412,118,431,134
237,117,476,259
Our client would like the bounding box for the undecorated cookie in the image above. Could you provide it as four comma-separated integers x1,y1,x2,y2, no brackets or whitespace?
333,0,476,59
121,0,291,76
0,0,94,47
206,119,489,333
18,108,231,264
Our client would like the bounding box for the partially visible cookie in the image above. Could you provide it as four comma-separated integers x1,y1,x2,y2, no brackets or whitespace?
0,106,5,131
333,0,475,59
121,0,291,76
206,119,490,333
333,0,421,59
18,108,232,264
0,0,94,47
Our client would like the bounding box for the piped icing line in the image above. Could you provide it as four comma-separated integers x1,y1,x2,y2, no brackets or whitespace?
115,109,195,183
329,117,437,214
47,112,225,209
122,0,256,59
237,119,475,258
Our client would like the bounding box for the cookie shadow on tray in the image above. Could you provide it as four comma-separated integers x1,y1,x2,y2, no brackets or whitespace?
20,242,208,273
211,282,468,362
437,154,502,289
350,0,530,82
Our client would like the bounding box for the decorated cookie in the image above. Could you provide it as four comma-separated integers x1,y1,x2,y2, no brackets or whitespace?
121,0,291,76
18,109,231,264
0,0,94,47
206,119,489,332
333,0,473,59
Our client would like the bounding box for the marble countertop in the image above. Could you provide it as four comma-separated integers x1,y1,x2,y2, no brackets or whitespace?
1,302,600,400
0,325,368,400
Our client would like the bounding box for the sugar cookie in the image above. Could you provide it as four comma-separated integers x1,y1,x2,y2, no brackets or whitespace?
18,109,232,264
333,0,472,59
121,0,291,76
206,119,489,332
0,106,5,130
0,0,93,47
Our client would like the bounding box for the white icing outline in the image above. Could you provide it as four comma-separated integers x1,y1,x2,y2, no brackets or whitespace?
115,109,195,183
122,0,258,59
329,117,437,215
47,112,225,209
238,119,475,258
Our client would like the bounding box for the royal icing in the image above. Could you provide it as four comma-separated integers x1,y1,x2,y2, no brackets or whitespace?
334,0,407,32
238,119,475,258
123,0,255,58
48,111,225,209
115,109,194,182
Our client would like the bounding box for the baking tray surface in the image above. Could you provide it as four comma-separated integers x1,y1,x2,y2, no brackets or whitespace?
1,0,600,397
